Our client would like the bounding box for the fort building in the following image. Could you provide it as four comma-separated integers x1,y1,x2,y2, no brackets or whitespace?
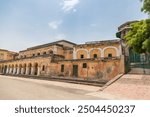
0,39,125,81
0,49,17,61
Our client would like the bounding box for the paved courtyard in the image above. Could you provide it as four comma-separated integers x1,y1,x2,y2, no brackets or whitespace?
88,74,150,100
0,75,102,100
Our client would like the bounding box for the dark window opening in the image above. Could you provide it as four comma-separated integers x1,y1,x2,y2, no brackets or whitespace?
37,53,40,56
93,54,97,58
81,54,84,59
42,65,45,71
61,64,64,72
49,51,53,54
33,54,35,57
83,63,87,68
43,52,46,55
108,53,112,58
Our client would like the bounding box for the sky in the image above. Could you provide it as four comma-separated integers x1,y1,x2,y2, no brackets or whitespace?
0,0,148,52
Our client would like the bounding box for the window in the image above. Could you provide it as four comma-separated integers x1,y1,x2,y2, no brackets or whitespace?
49,50,53,54
33,54,35,57
108,53,112,58
37,53,40,56
43,52,46,55
61,64,64,72
42,65,45,71
93,54,97,58
81,54,84,59
83,63,87,68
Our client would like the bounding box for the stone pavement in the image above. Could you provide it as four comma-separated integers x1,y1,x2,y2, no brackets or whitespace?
87,74,150,100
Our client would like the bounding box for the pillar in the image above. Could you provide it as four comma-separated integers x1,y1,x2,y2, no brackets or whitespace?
9,68,12,74
17,67,20,74
73,47,76,59
87,51,90,58
101,50,104,58
6,67,9,74
21,68,24,75
13,67,16,74
37,67,41,76
25,67,29,75
31,67,35,75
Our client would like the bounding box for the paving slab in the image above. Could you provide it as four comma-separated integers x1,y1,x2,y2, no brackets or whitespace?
90,74,150,100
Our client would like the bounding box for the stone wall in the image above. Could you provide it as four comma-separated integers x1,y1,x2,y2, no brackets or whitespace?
55,56,124,80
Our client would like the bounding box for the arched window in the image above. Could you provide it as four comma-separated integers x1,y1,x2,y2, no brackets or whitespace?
49,50,53,54
37,53,40,56
33,54,35,57
43,52,46,55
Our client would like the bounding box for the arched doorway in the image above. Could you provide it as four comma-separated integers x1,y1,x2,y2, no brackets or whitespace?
4,65,7,74
28,63,32,75
34,63,38,75
12,65,14,74
23,64,26,75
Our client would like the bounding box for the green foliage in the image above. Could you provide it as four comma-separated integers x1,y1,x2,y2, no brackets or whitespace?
125,19,150,53
116,32,121,38
141,0,150,14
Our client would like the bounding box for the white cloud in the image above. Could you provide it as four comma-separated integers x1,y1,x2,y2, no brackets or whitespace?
48,20,62,30
61,0,80,12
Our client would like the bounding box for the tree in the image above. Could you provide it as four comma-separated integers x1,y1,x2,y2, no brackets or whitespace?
124,19,150,53
141,0,150,15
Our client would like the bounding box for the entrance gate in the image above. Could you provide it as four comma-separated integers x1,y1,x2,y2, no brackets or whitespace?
128,49,150,75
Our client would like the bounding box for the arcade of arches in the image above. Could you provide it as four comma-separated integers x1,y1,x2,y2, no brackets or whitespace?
0,39,125,80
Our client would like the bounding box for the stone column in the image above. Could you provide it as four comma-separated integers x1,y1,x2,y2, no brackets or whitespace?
6,67,9,74
21,68,24,75
31,67,35,75
37,67,41,76
17,67,20,74
13,67,16,74
9,68,12,74
87,51,90,58
25,67,29,75
101,49,104,58
73,47,76,59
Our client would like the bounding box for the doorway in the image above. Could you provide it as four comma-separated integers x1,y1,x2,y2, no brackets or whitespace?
73,65,78,77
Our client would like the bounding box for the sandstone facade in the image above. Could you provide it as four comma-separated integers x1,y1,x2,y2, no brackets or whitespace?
0,39,125,80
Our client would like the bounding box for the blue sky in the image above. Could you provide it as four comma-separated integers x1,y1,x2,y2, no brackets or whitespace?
0,0,148,52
